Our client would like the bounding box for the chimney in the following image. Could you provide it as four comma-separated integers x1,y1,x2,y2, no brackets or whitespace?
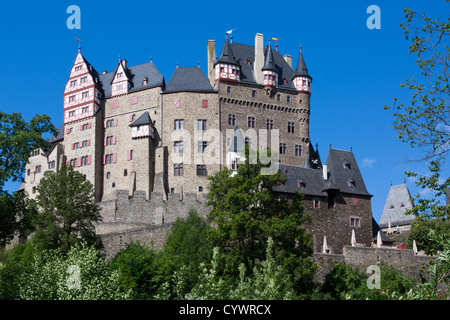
207,40,216,87
254,33,264,84
284,54,292,69
323,163,328,180
121,59,127,69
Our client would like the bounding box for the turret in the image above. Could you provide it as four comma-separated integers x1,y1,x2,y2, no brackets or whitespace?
214,35,241,83
292,46,312,95
262,40,278,89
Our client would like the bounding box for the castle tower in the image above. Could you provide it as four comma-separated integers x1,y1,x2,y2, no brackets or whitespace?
262,40,278,89
63,47,104,201
292,46,312,95
214,35,241,83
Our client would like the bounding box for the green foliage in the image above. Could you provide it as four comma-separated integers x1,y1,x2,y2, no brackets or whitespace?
0,111,56,191
33,163,102,252
18,242,131,300
408,218,450,255
384,3,450,220
0,194,16,248
108,241,160,299
0,241,36,299
321,263,416,300
206,147,315,291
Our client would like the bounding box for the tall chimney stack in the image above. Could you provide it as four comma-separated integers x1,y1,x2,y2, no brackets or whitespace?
254,33,264,84
323,163,328,180
207,40,216,87
284,54,292,69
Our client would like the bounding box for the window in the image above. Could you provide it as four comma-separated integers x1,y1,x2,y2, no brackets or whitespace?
33,149,40,156
106,119,116,128
344,162,351,169
279,143,286,155
80,77,87,84
174,119,184,130
349,180,356,187
82,140,89,147
27,169,30,176
295,145,302,157
80,156,89,166
350,217,361,227
199,186,203,192
313,199,320,209
35,165,42,173
266,119,274,130
248,116,255,128
277,94,281,102
231,159,239,170
106,172,111,179
127,150,133,161
198,141,208,153
174,163,184,176
116,72,123,79
287,95,291,103
69,95,76,102
70,80,77,87
197,165,207,176
245,137,252,148
228,114,236,126
106,136,114,146
288,122,295,133
174,141,184,153
81,123,89,130
227,86,231,94
82,91,89,98
69,110,75,117
70,158,77,168
105,154,114,165
353,197,358,205
252,90,256,98
73,142,79,149
197,119,207,131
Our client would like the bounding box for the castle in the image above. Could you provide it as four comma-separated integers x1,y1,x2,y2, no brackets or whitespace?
21,33,375,257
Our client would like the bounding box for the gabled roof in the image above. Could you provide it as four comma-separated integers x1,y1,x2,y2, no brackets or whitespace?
78,51,102,86
129,112,152,127
99,60,165,98
227,42,297,91
216,37,239,66
109,59,132,85
325,149,372,197
273,148,372,198
164,67,215,94
379,184,416,228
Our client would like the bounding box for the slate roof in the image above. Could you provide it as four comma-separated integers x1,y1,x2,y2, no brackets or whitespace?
129,112,152,127
49,124,64,143
379,184,416,228
273,149,372,197
216,37,239,66
226,42,299,92
98,61,165,98
292,49,310,79
164,67,215,94
262,43,278,72
325,149,372,197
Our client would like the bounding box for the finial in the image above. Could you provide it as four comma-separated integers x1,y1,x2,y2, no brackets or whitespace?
390,180,392,186
299,44,302,52
198,60,200,68
176,61,179,68
329,143,331,150
75,38,81,52
150,56,153,63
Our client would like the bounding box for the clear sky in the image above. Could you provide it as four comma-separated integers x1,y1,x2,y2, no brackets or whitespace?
1,0,448,223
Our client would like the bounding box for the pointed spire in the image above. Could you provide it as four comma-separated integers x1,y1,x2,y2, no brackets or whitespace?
216,36,239,66
262,40,277,72
292,44,310,78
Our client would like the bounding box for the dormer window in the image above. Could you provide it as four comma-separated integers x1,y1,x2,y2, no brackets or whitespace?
299,181,306,189
344,162,351,169
143,78,148,86
349,180,356,187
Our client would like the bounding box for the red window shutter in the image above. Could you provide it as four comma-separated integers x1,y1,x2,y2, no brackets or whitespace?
66,128,70,134
112,101,119,109
76,158,81,167
71,143,74,150
88,139,91,146
89,122,92,129
80,124,83,130
113,153,117,163
104,120,106,128
104,137,107,146
202,99,208,108
127,150,131,161
130,96,138,105
353,198,358,205
114,119,118,127
113,135,117,145
88,155,91,165
103,155,106,165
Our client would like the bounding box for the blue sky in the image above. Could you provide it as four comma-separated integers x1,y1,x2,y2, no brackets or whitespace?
1,0,448,223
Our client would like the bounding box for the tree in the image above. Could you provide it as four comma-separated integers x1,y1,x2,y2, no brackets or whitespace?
18,242,131,300
206,148,315,291
384,3,450,220
0,194,16,248
33,163,102,252
0,112,55,192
